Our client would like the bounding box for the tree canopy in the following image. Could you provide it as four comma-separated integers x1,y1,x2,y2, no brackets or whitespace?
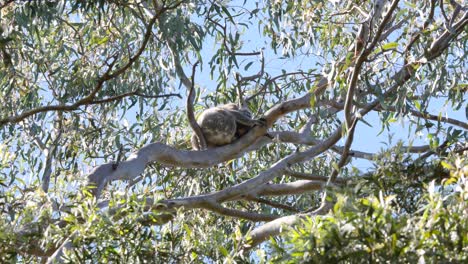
0,0,467,262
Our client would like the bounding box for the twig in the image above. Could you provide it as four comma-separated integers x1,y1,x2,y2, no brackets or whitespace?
247,196,299,213
245,71,313,103
204,201,278,222
284,169,347,184
89,92,181,105
186,61,207,150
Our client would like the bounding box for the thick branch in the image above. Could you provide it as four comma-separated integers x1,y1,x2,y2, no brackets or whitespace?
87,83,326,197
247,214,306,248
256,180,324,196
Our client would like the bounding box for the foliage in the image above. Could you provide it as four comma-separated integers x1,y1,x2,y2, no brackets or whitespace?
0,0,466,262
270,156,468,263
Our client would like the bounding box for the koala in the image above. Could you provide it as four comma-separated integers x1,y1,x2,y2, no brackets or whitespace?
191,103,266,150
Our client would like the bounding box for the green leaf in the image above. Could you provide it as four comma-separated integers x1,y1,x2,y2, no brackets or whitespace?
90,35,109,45
381,42,398,50
219,245,229,256
440,161,453,170
360,118,373,128
244,61,254,71
414,100,421,111
310,94,316,108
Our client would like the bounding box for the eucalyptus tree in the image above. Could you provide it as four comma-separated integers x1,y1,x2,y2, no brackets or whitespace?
0,0,466,262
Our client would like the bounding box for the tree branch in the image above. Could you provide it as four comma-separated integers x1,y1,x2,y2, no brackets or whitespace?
246,214,306,248
87,82,332,197
326,98,468,130
404,0,436,63
186,61,207,150
89,91,182,105
284,169,344,183
385,106,468,130
204,201,278,222
0,13,161,126
247,197,299,213
344,0,400,128
255,180,324,196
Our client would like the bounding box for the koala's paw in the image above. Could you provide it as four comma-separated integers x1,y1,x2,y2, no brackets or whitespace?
255,117,267,127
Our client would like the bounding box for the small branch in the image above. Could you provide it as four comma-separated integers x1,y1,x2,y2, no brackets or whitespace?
186,61,207,150
413,140,450,163
329,118,358,184
247,196,299,213
448,0,462,27
272,129,429,161
404,0,436,63
440,1,450,24
365,0,401,53
206,15,261,57
284,169,331,182
379,19,405,42
42,128,62,193
89,92,182,105
46,231,77,264
204,201,278,222
380,105,468,130
245,71,315,103
327,99,468,130
160,16,207,150
232,51,262,56
330,145,377,160
344,0,400,129
236,50,265,85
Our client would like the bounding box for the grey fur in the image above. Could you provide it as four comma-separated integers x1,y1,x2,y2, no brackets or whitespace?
191,103,265,150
